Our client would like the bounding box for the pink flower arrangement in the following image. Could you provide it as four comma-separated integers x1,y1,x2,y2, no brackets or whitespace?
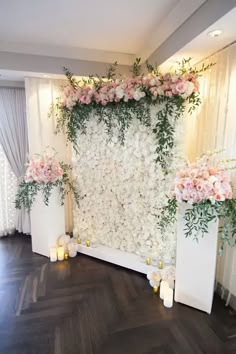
61,71,199,110
25,153,63,184
173,154,233,204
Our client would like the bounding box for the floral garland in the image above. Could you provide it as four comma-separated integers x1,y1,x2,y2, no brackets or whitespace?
52,58,212,170
169,151,236,252
15,151,79,210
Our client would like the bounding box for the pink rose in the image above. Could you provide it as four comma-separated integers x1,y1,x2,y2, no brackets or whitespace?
175,81,187,94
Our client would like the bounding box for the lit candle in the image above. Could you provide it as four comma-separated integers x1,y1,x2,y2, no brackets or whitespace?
49,247,57,262
146,257,151,265
160,280,169,300
158,260,164,269
64,253,69,260
86,240,90,247
57,246,64,261
164,287,173,308
153,285,158,294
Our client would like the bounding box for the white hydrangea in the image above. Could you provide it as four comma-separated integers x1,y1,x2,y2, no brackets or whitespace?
72,105,185,258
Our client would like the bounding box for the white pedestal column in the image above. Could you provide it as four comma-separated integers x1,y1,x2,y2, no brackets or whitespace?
30,188,65,257
175,203,218,314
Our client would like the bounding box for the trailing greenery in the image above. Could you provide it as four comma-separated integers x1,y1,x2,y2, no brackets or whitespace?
184,199,236,253
158,198,178,239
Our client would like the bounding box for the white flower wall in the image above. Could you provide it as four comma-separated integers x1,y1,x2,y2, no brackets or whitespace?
72,105,184,259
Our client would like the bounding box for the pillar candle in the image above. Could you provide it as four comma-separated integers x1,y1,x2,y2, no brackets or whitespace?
57,246,64,261
168,278,175,290
50,247,57,262
160,280,169,300
164,287,173,308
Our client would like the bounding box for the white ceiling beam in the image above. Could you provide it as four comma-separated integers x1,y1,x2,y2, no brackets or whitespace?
0,51,131,77
148,0,236,65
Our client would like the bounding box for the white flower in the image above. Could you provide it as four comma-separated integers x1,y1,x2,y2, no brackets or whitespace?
133,89,146,101
72,111,180,257
58,234,70,246
115,86,125,99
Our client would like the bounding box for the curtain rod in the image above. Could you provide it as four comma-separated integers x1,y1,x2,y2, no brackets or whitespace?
0,85,25,89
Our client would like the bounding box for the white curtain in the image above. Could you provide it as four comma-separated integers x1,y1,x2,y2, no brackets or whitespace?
0,143,17,236
185,42,236,300
0,88,30,234
25,77,73,232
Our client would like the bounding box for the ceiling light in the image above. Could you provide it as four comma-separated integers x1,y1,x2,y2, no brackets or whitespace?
43,74,49,78
207,29,223,38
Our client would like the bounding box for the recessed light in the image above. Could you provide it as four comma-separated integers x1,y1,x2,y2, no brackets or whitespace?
207,29,223,38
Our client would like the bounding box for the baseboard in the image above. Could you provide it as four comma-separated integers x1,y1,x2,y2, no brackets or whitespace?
77,243,172,275
215,282,236,310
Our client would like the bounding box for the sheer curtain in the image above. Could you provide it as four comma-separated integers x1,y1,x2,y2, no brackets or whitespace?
25,77,73,232
0,88,30,234
0,143,17,236
185,42,236,302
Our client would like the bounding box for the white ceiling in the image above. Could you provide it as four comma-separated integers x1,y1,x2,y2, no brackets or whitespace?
0,0,205,64
160,6,236,71
0,0,235,82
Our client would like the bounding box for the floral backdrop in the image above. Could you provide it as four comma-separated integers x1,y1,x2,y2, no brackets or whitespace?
72,106,184,259
52,58,208,261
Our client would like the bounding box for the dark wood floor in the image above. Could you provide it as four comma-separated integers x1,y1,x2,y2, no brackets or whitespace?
0,235,236,354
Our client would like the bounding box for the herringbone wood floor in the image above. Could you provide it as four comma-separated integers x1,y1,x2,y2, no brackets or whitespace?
0,235,236,354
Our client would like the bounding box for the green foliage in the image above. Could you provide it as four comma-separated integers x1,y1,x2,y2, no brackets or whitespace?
15,181,41,210
184,199,236,253
158,199,178,239
63,67,78,89
130,57,142,77
145,61,160,75
153,96,185,169
176,57,215,75
184,201,217,240
106,61,118,80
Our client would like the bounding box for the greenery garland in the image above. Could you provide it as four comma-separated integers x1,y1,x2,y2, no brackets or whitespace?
51,58,207,168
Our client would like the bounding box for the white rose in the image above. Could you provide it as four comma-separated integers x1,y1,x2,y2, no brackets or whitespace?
115,86,125,99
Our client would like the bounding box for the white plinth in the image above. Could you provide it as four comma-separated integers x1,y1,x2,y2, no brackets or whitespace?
175,204,218,314
77,243,172,275
30,188,65,257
